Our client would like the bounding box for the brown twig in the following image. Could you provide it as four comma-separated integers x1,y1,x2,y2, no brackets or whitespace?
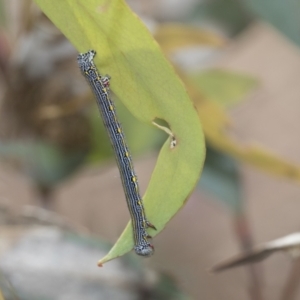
233,213,265,300
280,257,300,300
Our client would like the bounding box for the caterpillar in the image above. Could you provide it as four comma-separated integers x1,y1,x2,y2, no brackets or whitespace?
77,50,155,256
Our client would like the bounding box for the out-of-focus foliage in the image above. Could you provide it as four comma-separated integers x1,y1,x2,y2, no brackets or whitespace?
0,0,5,26
0,141,87,187
200,146,242,213
153,273,190,300
154,23,224,54
190,0,254,35
187,0,300,46
242,0,300,46
191,70,258,107
193,81,300,181
0,4,91,208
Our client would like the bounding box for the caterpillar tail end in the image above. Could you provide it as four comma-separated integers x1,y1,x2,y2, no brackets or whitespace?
134,244,155,257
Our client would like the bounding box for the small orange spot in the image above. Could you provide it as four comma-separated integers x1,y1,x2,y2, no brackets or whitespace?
97,262,103,267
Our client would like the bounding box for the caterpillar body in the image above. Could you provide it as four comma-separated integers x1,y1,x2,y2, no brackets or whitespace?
77,50,155,256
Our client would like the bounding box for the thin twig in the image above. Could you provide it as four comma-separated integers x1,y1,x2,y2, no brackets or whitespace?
233,213,265,300
280,257,300,300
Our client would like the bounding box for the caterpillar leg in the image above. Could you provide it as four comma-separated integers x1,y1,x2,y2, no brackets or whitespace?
146,220,156,230
100,76,110,88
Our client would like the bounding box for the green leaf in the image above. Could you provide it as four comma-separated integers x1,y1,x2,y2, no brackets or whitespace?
33,0,205,263
190,69,258,107
87,104,115,164
115,98,166,156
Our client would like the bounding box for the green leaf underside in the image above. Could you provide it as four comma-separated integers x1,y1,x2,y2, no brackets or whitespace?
34,0,205,263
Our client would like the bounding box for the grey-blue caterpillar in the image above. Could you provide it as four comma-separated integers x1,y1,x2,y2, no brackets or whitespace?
77,50,155,256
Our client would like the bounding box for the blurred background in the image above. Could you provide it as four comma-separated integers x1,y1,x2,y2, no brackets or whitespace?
1,0,300,299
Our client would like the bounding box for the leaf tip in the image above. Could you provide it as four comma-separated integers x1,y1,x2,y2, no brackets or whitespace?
97,261,103,267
